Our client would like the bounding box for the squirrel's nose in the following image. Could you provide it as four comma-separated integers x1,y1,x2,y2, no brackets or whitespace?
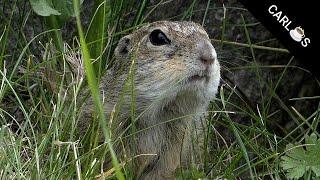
197,40,216,65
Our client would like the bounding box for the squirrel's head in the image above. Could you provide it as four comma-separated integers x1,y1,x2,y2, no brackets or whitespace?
114,21,220,112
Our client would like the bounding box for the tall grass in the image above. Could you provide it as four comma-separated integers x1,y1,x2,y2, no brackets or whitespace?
1,0,319,179
72,0,124,179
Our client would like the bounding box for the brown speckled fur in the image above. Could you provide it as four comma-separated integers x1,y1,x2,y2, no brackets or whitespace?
77,21,220,179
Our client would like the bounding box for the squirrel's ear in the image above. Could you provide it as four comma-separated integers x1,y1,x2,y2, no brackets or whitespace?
115,35,131,58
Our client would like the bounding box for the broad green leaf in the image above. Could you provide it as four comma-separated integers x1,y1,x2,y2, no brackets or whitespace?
286,164,306,179
280,133,320,179
280,143,307,179
312,166,320,176
29,0,61,16
29,0,84,25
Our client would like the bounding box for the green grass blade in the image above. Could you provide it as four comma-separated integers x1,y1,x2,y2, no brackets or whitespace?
86,0,109,78
72,0,125,179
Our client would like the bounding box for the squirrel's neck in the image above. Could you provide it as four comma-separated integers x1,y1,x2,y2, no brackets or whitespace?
136,89,208,129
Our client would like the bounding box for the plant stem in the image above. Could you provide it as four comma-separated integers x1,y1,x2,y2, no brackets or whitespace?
211,39,289,53
72,0,125,179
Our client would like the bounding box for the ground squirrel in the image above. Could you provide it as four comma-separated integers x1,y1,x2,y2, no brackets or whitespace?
77,21,220,179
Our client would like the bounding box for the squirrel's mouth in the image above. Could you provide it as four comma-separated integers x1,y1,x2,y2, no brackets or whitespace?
188,74,210,82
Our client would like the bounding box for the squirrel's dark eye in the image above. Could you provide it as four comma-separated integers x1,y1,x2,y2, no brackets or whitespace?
149,29,171,46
